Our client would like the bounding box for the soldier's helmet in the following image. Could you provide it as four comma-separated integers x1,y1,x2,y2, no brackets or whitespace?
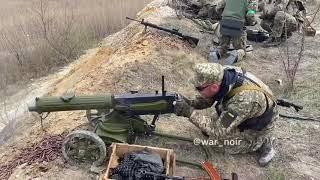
191,63,224,87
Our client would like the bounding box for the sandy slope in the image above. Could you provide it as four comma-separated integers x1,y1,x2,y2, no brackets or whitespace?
1,0,320,179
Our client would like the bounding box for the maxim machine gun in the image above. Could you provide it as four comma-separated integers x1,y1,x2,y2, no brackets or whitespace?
28,76,179,167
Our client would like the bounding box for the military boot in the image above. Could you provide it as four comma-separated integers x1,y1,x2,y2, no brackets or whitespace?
258,140,275,167
262,37,282,47
208,48,221,63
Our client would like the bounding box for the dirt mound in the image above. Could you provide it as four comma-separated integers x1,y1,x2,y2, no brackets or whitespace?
1,0,320,179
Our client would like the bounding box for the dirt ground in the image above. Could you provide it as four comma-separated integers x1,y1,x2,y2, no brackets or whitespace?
1,0,320,179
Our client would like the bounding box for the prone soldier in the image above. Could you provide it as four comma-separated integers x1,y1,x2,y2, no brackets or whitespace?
195,0,221,19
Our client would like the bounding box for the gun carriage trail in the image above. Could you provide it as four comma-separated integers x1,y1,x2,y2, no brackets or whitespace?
1,0,320,179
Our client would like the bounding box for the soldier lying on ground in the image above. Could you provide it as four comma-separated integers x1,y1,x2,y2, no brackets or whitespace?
259,0,306,47
173,63,278,167
186,0,222,31
194,0,222,20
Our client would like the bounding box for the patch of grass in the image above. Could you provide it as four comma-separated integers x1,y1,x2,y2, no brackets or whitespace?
268,167,286,180
290,66,320,114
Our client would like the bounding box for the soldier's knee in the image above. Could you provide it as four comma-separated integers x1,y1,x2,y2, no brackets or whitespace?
232,38,246,50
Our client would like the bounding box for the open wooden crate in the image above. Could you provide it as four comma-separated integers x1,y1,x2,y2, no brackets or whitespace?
101,143,176,180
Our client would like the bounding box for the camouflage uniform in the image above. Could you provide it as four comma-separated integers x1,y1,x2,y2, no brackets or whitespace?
196,0,221,19
260,0,305,39
217,31,247,63
216,0,258,62
187,63,278,154
191,0,222,31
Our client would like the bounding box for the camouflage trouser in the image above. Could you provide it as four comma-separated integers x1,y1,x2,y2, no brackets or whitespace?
261,11,298,38
217,31,247,62
207,107,278,154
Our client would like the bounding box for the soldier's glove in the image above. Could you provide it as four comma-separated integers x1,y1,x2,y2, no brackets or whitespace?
174,97,194,118
177,94,192,105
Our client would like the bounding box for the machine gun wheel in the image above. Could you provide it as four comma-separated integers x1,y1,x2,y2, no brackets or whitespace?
62,130,107,167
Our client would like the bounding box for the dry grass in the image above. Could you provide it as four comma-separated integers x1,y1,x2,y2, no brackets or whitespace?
0,0,152,91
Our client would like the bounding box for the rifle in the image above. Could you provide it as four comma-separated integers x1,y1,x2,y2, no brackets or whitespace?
126,17,199,47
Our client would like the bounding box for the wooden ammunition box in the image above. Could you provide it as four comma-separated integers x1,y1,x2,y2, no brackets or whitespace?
101,143,176,180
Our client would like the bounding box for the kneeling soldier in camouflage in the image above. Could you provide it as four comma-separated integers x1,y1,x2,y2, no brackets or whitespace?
174,63,278,167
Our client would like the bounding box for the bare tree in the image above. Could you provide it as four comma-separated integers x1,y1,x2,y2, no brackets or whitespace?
280,23,305,90
30,0,83,63
278,3,320,91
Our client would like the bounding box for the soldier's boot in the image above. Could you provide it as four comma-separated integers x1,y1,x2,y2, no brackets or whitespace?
258,140,275,167
262,37,282,47
208,48,222,63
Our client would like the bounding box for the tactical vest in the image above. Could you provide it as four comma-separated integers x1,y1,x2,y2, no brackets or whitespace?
218,67,276,132
220,0,247,37
222,0,247,21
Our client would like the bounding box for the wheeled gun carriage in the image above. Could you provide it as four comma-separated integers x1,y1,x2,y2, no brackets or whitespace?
28,76,180,167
